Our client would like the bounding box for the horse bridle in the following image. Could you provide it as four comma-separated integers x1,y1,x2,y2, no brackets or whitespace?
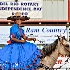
59,40,70,53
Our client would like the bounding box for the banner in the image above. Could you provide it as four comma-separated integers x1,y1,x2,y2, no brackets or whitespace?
0,26,11,44
53,54,70,68
0,0,42,19
0,26,66,44
23,26,67,44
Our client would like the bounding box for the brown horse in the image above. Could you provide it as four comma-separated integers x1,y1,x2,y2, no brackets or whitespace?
38,36,70,70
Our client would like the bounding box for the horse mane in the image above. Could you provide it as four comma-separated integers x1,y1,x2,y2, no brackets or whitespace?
41,39,58,58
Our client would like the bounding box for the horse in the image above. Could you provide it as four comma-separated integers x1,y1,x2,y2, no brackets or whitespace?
38,36,70,70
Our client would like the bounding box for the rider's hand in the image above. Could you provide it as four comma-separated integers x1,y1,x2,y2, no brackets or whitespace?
32,38,36,42
21,40,26,43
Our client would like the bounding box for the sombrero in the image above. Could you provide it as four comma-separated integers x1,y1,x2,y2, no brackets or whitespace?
7,12,30,21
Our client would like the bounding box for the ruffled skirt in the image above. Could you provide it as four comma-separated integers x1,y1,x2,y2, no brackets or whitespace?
0,42,42,70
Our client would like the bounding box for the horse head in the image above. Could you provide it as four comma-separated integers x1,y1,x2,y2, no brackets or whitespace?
39,35,70,69
58,35,70,57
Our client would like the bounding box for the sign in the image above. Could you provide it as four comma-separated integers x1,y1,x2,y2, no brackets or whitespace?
53,55,70,68
0,0,42,19
0,26,11,44
0,26,67,44
23,26,67,44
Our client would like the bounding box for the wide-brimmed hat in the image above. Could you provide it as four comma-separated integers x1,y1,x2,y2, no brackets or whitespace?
7,12,30,21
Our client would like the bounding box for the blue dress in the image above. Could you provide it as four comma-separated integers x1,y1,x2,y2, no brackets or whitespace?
0,24,42,70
